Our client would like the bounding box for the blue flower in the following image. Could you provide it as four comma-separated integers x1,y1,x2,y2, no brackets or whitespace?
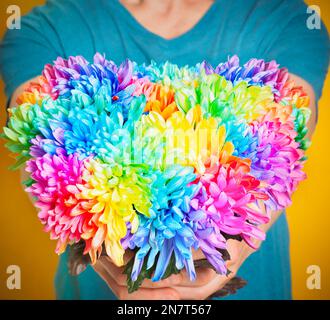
30,92,146,162
222,120,258,157
46,54,137,108
128,165,201,282
200,55,287,96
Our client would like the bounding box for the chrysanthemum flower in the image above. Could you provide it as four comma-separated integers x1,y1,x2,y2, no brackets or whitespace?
17,75,56,105
133,107,234,171
292,107,311,150
201,55,289,101
191,158,269,249
77,159,152,266
245,119,306,211
27,92,146,163
262,102,294,123
3,103,41,169
133,80,178,119
128,165,200,282
135,60,198,84
221,120,256,157
25,152,94,254
277,78,310,107
175,73,274,121
43,54,136,106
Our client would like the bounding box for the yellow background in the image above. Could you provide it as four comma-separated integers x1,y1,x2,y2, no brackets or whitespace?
0,0,329,300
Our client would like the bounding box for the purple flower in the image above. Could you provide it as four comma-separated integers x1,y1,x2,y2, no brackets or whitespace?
244,118,306,211
128,165,200,282
201,55,289,99
43,54,136,105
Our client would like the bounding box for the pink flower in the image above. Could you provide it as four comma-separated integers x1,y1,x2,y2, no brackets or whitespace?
191,159,269,249
248,118,306,211
26,152,95,254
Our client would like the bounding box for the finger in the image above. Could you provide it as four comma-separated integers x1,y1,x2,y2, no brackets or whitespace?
93,261,180,300
192,248,205,261
140,267,217,289
172,273,233,300
225,240,255,271
97,256,181,289
98,252,215,289
97,256,182,289
139,273,183,288
92,259,122,297
225,239,246,270
123,286,180,300
97,256,127,286
178,267,217,287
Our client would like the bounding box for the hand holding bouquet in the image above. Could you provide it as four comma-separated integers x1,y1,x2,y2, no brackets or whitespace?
3,54,310,295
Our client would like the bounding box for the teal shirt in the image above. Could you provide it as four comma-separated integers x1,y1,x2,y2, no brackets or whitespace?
1,0,329,300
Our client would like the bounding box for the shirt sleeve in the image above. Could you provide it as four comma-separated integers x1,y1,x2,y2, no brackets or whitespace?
0,0,65,102
263,0,329,101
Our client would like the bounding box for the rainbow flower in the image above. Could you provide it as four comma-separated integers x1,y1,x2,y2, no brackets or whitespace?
44,54,136,108
201,55,289,101
245,118,306,211
25,152,93,254
134,80,178,119
77,159,152,266
191,158,269,250
128,165,200,281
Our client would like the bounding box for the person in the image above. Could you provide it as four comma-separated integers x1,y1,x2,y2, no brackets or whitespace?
0,0,329,300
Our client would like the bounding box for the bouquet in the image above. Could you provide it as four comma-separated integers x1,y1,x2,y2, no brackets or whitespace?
3,54,310,295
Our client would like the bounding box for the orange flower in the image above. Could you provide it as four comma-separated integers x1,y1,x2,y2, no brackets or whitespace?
17,75,55,105
134,80,178,119
262,102,293,123
279,79,310,108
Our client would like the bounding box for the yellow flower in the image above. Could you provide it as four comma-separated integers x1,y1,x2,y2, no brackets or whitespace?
136,106,234,172
78,159,151,266
144,84,179,119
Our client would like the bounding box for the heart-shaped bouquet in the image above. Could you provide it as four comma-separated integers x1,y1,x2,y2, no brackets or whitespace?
3,54,310,294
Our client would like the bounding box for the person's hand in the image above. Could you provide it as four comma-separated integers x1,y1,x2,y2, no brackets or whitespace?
93,252,181,300
169,240,257,300
92,240,257,300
